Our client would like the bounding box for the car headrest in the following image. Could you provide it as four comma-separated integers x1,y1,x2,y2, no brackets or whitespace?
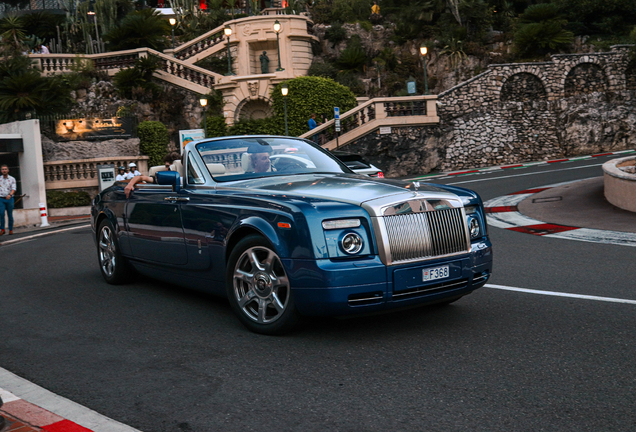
241,153,252,172
148,165,165,177
206,163,226,175
171,159,184,177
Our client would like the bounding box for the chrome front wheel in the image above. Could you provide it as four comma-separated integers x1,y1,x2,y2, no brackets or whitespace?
97,219,131,284
227,235,299,335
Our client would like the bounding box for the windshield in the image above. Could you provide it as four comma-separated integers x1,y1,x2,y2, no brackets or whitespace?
196,137,351,181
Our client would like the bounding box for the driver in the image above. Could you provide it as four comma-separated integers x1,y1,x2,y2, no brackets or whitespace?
248,143,275,173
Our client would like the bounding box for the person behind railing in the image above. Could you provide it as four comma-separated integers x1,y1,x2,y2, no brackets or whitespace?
115,166,128,182
308,113,321,144
124,152,182,198
128,162,141,178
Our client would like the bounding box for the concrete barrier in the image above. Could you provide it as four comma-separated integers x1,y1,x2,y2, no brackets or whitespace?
603,156,636,213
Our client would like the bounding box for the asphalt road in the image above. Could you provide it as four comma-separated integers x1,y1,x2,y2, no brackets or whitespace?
1,155,635,431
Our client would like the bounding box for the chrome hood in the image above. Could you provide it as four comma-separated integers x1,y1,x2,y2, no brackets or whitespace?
220,173,462,211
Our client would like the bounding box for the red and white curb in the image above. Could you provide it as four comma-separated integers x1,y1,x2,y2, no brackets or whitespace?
0,368,140,432
412,149,635,180
484,181,636,247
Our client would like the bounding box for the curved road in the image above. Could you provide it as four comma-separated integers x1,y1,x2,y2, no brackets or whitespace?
1,154,635,431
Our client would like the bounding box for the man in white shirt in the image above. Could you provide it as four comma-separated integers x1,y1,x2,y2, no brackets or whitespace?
0,164,17,235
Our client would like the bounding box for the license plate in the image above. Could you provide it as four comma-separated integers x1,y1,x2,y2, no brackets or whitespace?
423,265,449,282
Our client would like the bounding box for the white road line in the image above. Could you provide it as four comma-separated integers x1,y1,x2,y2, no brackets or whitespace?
485,284,636,305
0,224,91,246
447,163,605,185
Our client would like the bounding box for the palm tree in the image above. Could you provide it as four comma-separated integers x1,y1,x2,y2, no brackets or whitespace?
104,9,170,51
0,15,27,53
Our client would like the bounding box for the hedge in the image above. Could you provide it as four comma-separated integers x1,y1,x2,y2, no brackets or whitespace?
46,190,91,208
270,76,357,137
138,121,169,167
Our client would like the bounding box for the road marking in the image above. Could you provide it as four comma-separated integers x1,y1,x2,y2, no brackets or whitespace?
485,284,636,305
446,163,605,185
0,224,91,246
0,367,141,432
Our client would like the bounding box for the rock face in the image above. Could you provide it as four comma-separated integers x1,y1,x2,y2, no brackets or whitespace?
42,135,141,162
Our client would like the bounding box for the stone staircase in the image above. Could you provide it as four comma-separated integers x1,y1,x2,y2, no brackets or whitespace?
299,96,440,150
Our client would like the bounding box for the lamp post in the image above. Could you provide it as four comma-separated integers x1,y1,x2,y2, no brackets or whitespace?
224,25,234,76
419,43,428,95
169,18,176,50
87,9,99,53
273,20,284,72
200,97,208,137
281,84,288,136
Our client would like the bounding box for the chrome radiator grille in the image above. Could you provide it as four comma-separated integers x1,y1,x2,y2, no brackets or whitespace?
384,207,469,263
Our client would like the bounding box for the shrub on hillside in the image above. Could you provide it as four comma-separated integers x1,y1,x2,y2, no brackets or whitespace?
270,76,357,137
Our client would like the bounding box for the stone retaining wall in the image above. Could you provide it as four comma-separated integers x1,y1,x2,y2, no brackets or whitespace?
346,45,636,176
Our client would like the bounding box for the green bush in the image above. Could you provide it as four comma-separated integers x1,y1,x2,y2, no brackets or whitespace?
307,61,338,79
46,190,91,208
325,22,347,47
270,76,357,137
138,121,169,167
113,56,160,100
204,116,228,138
227,117,283,136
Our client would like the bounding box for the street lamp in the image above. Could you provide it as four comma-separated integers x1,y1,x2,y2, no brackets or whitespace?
281,84,288,136
200,97,208,137
273,20,284,72
169,18,176,50
224,25,234,76
419,43,429,95
87,9,100,53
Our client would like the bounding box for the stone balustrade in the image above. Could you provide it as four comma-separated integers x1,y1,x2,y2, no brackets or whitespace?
299,96,439,150
44,156,149,190
31,48,222,94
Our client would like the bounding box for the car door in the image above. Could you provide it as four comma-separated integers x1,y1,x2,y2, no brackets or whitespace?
126,184,188,265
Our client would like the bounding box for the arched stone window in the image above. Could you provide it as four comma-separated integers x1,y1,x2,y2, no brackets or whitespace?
626,59,636,91
564,63,607,97
500,73,547,102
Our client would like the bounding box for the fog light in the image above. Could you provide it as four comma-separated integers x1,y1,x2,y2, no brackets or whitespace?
341,232,363,254
469,217,480,239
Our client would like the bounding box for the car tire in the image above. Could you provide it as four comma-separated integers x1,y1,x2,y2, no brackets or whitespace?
97,219,132,285
226,235,299,335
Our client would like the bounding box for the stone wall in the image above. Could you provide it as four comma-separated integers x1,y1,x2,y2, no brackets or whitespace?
346,45,636,176
42,135,141,162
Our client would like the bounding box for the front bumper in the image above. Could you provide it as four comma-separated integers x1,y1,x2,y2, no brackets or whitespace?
286,239,493,317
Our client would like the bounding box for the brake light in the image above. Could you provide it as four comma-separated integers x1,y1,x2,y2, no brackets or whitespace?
372,172,384,178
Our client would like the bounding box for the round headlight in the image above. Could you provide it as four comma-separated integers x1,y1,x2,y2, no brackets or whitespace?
469,217,480,239
341,232,363,254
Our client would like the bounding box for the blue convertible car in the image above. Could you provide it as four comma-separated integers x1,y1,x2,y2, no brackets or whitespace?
91,136,492,334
